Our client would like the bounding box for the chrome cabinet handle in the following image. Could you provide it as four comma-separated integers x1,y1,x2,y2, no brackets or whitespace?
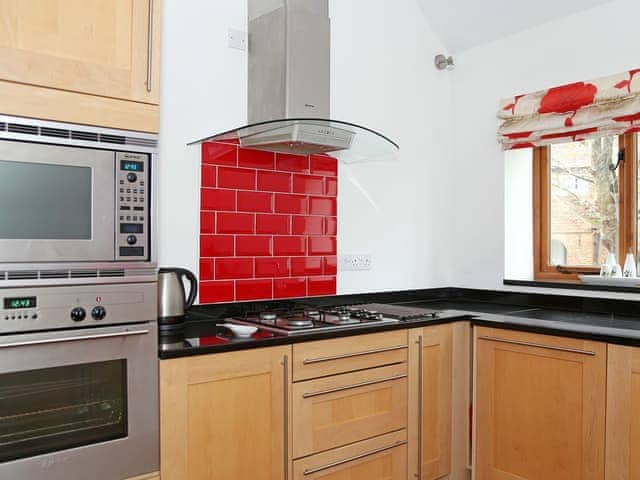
302,344,407,365
477,336,596,356
0,329,149,348
283,355,289,480
416,335,423,479
302,374,407,399
303,440,406,476
146,0,154,92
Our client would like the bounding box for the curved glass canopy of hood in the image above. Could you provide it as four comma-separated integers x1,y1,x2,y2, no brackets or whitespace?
188,118,399,164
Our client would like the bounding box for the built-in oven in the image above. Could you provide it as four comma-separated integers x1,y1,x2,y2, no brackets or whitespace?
0,115,156,267
0,282,158,480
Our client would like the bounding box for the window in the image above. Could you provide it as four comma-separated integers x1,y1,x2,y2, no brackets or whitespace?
533,133,638,280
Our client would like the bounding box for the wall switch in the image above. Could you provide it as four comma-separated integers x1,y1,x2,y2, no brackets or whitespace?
339,254,372,271
227,28,248,51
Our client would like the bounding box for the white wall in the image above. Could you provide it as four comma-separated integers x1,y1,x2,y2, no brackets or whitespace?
158,0,454,298
449,0,640,299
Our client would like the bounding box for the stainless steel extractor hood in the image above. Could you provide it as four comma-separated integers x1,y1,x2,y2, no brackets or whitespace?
190,0,399,163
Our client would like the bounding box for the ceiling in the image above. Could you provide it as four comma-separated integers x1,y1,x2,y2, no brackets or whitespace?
417,0,615,53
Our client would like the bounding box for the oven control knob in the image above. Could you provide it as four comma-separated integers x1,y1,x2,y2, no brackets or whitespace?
126,235,137,245
70,307,86,322
127,172,138,183
91,306,107,320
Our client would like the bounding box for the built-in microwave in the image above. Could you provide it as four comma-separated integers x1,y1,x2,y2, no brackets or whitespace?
0,116,157,269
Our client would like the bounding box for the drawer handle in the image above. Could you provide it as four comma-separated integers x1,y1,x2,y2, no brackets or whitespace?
477,336,596,356
303,440,406,476
283,355,289,480
302,344,408,365
302,373,407,399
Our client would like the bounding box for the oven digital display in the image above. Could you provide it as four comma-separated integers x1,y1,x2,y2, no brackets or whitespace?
4,296,37,309
120,160,144,172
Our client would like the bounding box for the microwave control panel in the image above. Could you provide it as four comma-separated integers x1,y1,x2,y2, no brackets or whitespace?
116,152,150,261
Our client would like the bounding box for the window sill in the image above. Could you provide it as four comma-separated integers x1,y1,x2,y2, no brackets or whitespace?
504,278,640,294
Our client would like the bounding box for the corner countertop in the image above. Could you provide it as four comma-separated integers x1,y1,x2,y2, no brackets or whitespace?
159,296,640,359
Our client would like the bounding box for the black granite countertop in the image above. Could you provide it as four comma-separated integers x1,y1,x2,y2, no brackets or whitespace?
158,291,640,359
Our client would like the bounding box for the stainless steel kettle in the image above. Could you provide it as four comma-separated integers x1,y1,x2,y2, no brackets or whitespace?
158,268,198,326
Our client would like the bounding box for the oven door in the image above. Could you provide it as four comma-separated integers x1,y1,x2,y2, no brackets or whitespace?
0,140,115,263
0,323,158,480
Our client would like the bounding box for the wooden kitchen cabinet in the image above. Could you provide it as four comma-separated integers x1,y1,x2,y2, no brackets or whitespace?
474,327,607,480
408,324,453,480
160,346,291,480
605,344,640,480
292,430,407,480
0,0,161,132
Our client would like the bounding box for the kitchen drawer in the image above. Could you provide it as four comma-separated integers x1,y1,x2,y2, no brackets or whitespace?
292,330,408,381
292,363,408,458
292,430,407,480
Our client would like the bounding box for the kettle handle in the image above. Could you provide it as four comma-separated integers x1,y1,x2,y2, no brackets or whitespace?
176,268,198,309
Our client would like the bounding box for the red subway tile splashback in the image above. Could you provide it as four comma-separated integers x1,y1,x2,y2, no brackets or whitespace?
275,194,308,214
309,197,336,216
216,212,254,234
201,235,234,257
201,165,216,188
293,174,324,195
237,191,273,213
292,216,323,235
256,214,290,235
257,171,291,192
274,236,306,256
215,258,254,280
236,279,273,301
202,142,237,166
200,281,235,303
201,188,235,211
308,276,337,297
238,148,275,170
236,236,272,256
291,257,323,276
310,155,337,176
308,237,336,256
274,277,306,298
255,257,290,278
199,142,337,303
276,153,309,172
218,167,256,190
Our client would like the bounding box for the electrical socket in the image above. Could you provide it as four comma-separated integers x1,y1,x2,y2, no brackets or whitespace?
339,254,372,271
227,28,248,51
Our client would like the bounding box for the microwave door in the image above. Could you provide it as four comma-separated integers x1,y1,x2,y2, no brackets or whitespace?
0,141,115,263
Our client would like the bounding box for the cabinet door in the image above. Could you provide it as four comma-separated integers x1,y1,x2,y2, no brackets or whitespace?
160,346,291,480
292,363,408,458
0,0,160,104
605,344,640,480
408,324,453,480
292,430,407,480
475,327,606,480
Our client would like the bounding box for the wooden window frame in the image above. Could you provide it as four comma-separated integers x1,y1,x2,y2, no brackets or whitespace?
533,133,638,281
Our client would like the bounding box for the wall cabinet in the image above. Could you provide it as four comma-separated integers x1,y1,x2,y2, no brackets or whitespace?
160,346,291,480
605,344,640,480
474,327,607,480
0,0,160,132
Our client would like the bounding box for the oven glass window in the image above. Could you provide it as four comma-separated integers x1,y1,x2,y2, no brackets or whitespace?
0,360,127,462
0,160,92,239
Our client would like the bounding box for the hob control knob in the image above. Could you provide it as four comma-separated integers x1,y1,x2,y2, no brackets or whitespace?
126,172,138,183
91,306,107,320
126,235,137,245
71,307,86,322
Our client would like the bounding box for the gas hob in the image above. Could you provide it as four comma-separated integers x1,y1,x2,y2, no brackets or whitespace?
227,303,440,335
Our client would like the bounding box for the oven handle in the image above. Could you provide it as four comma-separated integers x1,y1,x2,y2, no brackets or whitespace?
0,328,150,349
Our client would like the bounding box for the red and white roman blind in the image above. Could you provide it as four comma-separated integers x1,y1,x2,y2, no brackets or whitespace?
498,68,640,150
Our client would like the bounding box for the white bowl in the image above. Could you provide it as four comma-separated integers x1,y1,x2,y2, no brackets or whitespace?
221,323,258,338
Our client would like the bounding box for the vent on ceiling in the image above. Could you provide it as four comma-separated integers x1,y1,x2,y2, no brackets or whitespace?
38,270,70,280
1,120,157,148
7,271,39,280
70,270,99,279
99,269,125,278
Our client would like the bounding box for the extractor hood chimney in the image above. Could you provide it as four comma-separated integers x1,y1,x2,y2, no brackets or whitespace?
190,0,399,163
